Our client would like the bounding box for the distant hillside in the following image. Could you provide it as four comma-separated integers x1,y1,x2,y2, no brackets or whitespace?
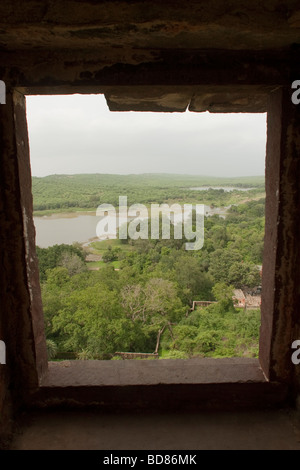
32,173,265,214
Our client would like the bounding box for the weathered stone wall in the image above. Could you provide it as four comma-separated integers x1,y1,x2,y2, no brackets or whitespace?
0,0,300,446
0,0,300,52
0,91,48,447
261,88,300,383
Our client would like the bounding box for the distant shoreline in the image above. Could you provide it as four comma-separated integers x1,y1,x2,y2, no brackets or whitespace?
32,173,265,217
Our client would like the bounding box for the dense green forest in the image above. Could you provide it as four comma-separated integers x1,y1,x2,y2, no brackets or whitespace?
34,174,265,361
32,173,265,214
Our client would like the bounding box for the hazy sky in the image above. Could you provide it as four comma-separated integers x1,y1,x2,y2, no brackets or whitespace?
25,94,267,178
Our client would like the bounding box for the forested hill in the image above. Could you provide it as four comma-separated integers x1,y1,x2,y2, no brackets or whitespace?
35,172,265,360
32,173,265,214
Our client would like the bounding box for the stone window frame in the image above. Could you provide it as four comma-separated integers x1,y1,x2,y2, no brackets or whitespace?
10,84,297,409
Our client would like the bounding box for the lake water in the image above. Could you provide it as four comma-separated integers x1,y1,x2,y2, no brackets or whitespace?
190,186,255,192
33,213,100,248
34,205,229,248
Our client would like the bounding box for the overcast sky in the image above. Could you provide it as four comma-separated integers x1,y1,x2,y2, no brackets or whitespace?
25,94,267,178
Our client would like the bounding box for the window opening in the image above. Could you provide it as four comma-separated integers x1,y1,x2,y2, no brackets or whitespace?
25,94,267,363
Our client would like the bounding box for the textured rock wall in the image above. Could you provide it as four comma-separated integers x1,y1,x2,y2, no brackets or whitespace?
0,0,300,445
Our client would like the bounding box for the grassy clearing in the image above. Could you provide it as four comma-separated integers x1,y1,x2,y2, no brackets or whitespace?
86,260,105,269
90,239,134,254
